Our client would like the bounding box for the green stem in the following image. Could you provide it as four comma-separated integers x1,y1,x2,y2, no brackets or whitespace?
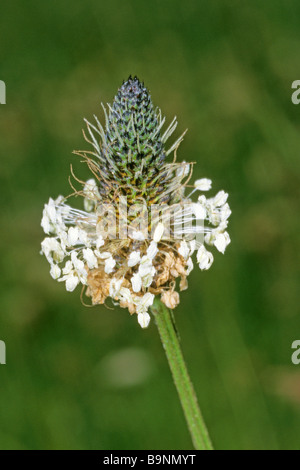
150,298,213,450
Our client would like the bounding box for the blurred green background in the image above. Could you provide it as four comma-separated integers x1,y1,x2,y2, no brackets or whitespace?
0,0,300,450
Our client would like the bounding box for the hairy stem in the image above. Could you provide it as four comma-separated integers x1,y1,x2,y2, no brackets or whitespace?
150,298,213,450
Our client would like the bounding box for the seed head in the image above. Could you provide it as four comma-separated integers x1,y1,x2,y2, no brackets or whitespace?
41,77,231,328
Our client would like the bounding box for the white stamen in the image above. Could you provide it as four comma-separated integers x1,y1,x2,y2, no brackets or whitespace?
147,241,158,260
128,251,141,267
153,223,165,242
50,264,61,280
105,256,116,274
68,227,79,246
197,245,214,270
194,178,212,191
137,312,151,329
83,248,98,269
131,272,142,293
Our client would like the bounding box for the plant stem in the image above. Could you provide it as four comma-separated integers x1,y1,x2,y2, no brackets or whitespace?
150,298,213,450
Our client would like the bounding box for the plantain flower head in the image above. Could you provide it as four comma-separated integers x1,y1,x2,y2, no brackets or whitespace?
41,77,231,328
